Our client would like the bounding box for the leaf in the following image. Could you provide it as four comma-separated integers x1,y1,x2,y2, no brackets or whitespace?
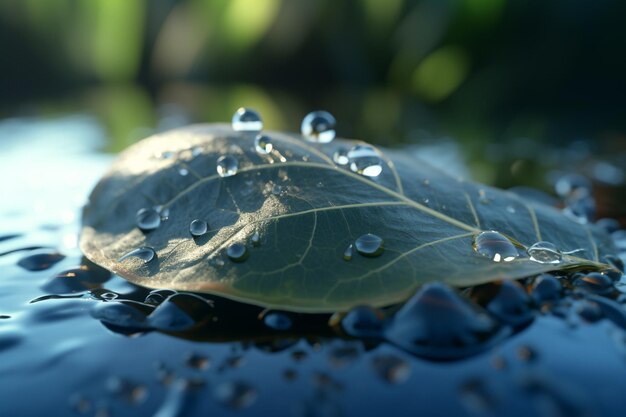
80,124,617,312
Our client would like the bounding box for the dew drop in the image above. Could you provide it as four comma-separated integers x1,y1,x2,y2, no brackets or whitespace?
216,155,239,177
232,107,262,133
527,241,562,264
343,244,354,261
118,247,156,264
355,234,384,257
301,110,336,143
472,231,518,263
226,243,248,262
254,134,273,154
348,145,383,177
189,219,208,237
250,231,261,247
333,148,349,165
136,208,161,232
178,167,189,176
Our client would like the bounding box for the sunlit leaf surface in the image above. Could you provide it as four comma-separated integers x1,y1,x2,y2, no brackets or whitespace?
80,124,616,312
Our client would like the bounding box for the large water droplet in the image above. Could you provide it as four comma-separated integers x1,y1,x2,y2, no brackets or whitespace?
136,208,161,232
189,219,208,237
118,247,156,264
254,134,273,154
227,243,248,262
527,241,562,264
216,155,239,177
340,306,384,338
232,108,262,133
473,231,518,263
301,111,336,143
355,234,384,257
348,145,383,177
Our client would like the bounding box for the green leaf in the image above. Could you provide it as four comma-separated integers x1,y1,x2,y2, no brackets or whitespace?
80,124,617,312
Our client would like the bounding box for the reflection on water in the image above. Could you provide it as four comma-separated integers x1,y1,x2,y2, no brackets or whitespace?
2,116,626,416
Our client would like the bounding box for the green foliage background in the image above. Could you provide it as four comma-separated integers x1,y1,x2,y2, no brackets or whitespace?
1,0,625,188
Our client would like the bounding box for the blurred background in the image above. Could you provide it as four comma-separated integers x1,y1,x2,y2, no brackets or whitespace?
0,0,625,199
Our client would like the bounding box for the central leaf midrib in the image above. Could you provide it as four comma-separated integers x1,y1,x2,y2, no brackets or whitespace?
157,161,481,233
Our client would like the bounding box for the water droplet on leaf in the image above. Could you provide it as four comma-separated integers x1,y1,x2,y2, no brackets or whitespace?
343,244,354,261
355,234,384,257
473,231,518,263
254,134,273,154
189,219,208,237
232,107,262,133
527,241,562,264
118,247,156,264
301,110,336,143
216,155,239,177
250,231,261,247
333,148,349,165
348,145,382,177
226,243,248,262
136,208,161,232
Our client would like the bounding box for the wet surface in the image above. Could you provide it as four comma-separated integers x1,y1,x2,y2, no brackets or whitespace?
2,116,626,416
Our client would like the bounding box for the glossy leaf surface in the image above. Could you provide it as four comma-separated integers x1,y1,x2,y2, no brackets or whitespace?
80,125,617,312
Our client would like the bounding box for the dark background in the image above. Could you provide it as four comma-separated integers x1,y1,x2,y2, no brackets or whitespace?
1,0,625,189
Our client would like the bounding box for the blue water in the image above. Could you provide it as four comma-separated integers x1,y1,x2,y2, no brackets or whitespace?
1,116,626,417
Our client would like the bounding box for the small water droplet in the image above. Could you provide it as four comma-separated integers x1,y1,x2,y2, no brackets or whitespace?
506,205,516,214
136,208,161,232
250,231,261,247
118,247,156,264
355,234,384,257
263,312,292,331
555,173,592,199
214,381,257,409
178,167,189,176
473,231,518,262
343,244,354,261
254,134,273,154
301,110,336,143
333,148,349,165
226,243,248,262
527,241,562,264
189,219,208,237
216,155,239,177
348,145,383,177
232,108,262,133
